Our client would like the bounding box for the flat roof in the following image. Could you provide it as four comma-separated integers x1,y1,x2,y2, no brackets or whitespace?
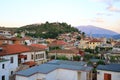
16,60,92,77
97,64,120,72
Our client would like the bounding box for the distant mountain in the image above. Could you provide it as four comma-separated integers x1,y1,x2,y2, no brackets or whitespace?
112,34,120,39
76,25,119,38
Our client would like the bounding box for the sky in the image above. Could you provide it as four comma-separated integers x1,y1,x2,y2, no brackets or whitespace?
0,0,120,33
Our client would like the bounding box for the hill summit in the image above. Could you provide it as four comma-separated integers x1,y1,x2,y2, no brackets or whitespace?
17,22,80,38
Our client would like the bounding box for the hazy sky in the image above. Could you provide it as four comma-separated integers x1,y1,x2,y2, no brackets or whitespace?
0,0,120,33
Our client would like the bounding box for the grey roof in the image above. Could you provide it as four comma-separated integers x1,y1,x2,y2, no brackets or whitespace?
16,64,58,76
97,64,120,72
16,60,92,77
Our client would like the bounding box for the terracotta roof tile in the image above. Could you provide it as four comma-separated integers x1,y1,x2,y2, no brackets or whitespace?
0,35,8,40
10,37,24,41
49,48,84,55
22,36,32,40
89,39,102,42
0,44,30,56
27,46,43,51
114,42,120,46
48,40,68,46
30,44,48,50
23,61,36,67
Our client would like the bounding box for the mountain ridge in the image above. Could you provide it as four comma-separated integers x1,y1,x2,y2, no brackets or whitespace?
76,25,119,38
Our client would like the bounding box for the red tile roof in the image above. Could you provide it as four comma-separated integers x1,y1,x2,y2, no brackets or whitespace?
49,48,84,56
22,36,32,40
54,40,67,45
23,61,36,67
48,40,68,46
89,39,102,42
0,44,30,56
114,42,120,46
10,37,24,41
0,35,8,40
30,44,48,50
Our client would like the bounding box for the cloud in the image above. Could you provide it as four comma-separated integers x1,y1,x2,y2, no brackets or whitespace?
96,12,112,16
91,0,120,12
107,5,120,12
90,18,105,23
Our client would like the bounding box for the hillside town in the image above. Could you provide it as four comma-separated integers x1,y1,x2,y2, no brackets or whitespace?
0,29,120,80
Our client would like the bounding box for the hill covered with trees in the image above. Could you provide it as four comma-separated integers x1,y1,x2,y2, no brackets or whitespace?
17,22,80,38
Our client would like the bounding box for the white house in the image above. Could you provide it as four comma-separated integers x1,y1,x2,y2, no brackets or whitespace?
0,58,9,80
0,30,12,38
2,54,18,76
19,48,46,65
16,60,93,80
0,44,31,80
18,45,47,66
97,64,120,80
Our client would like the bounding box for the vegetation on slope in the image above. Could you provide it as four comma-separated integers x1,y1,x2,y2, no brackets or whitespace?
17,22,80,38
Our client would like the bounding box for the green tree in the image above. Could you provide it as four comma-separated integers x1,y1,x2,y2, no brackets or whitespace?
73,56,81,61
56,55,68,60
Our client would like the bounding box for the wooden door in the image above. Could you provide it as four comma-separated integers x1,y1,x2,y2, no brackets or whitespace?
104,73,111,80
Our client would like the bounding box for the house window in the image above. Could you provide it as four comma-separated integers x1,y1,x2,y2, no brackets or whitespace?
31,54,34,59
11,71,13,75
2,75,5,80
2,64,5,69
10,57,13,63
24,55,27,60
97,71,100,74
36,55,38,59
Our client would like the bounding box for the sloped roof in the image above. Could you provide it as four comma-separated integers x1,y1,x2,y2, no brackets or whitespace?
0,35,8,40
22,36,32,40
89,39,102,43
27,46,44,52
49,48,84,56
10,37,24,41
49,49,75,54
48,40,68,47
97,64,120,72
30,44,48,50
16,60,92,77
114,42,120,46
23,61,36,67
0,44,30,56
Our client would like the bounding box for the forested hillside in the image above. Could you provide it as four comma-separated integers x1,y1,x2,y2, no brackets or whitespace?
17,22,80,38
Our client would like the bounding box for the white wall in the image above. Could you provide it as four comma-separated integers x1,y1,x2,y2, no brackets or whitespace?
3,54,18,75
46,69,58,80
0,60,9,80
56,69,77,80
16,75,28,80
21,51,46,64
80,71,87,80
97,70,120,80
20,52,33,63
16,73,46,80
47,69,87,80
